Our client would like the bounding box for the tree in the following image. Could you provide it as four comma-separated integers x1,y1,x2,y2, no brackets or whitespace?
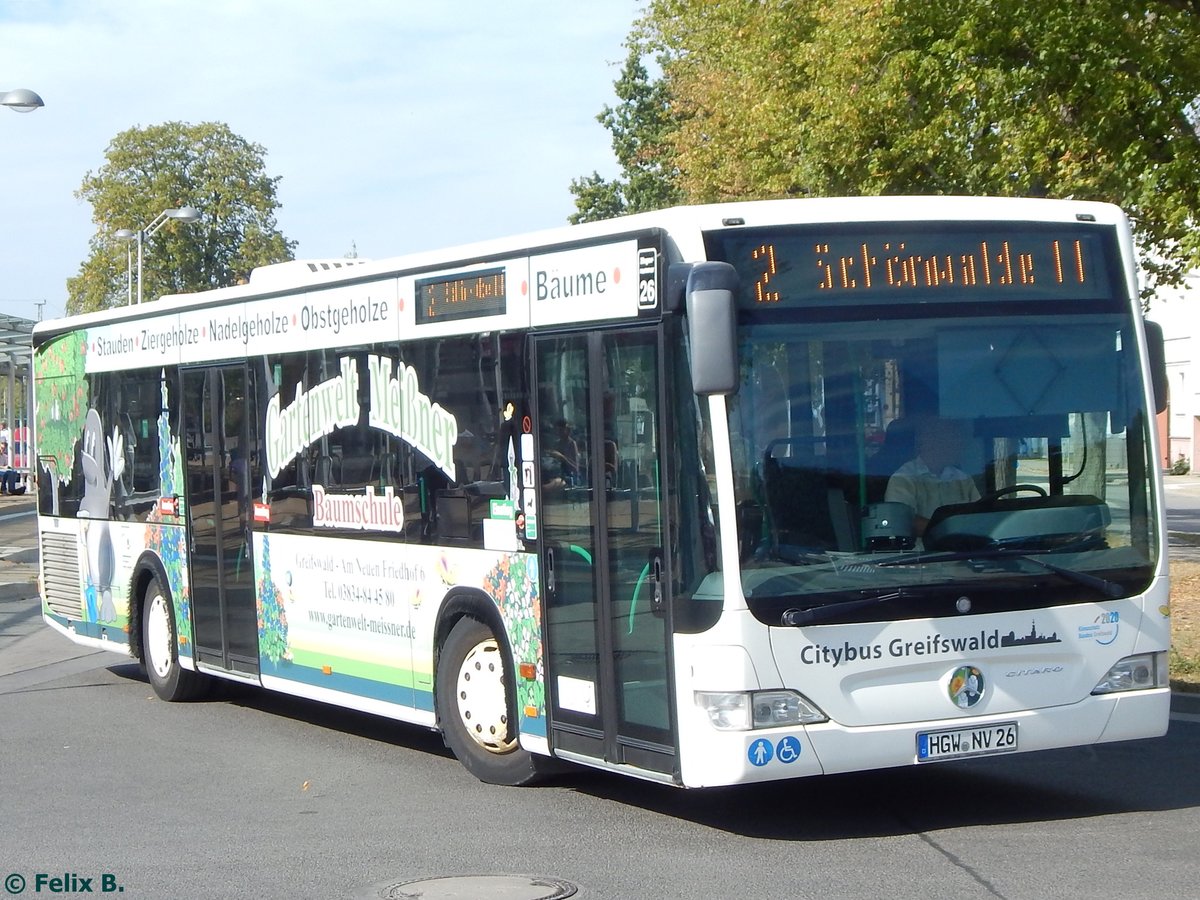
569,46,682,223
591,0,1200,294
68,121,296,313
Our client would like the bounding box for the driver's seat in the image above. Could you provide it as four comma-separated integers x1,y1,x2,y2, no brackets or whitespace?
761,446,857,553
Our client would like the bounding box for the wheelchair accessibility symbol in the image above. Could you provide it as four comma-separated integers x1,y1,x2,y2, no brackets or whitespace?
775,736,801,764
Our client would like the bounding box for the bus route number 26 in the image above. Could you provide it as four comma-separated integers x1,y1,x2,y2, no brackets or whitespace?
638,248,658,310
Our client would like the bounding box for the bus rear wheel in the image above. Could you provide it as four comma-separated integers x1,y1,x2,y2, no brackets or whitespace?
142,576,207,702
437,616,543,785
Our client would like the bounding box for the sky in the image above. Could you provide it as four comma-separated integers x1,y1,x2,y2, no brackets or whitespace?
0,0,643,322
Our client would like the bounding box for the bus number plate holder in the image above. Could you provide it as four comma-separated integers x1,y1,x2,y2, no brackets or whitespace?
917,722,1018,762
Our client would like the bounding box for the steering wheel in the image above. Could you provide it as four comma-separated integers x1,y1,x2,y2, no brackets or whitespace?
980,483,1047,502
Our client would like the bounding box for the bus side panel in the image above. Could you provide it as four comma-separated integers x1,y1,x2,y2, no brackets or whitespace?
145,520,194,665
35,323,198,664
250,532,547,737
39,515,180,656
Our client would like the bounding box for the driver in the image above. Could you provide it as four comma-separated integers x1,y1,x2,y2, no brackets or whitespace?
885,416,980,537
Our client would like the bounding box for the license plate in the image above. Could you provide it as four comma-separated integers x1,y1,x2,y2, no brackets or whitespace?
917,722,1018,762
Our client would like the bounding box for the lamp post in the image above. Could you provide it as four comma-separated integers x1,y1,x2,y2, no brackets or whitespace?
115,207,202,305
3,87,42,476
1,89,44,113
114,230,136,305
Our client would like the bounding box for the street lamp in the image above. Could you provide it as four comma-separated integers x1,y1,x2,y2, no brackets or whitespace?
1,88,44,113
115,207,202,305
114,229,135,305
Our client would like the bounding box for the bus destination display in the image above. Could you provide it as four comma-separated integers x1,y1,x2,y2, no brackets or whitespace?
710,226,1114,309
415,267,506,324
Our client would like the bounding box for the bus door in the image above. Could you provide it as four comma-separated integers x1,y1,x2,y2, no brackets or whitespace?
182,365,261,677
535,328,676,777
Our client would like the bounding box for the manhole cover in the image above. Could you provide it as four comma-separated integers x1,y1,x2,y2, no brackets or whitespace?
361,874,578,900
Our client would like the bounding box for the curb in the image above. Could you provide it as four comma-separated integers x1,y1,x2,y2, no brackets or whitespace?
1169,531,1200,548
1171,691,1200,715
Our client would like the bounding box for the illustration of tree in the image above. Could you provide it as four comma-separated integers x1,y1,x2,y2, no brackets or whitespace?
256,535,290,664
146,371,192,648
484,553,544,716
34,331,90,486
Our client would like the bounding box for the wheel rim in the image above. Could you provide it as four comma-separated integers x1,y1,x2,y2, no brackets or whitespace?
454,638,516,754
146,592,174,680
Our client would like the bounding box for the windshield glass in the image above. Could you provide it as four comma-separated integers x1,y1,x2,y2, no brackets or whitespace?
707,223,1158,626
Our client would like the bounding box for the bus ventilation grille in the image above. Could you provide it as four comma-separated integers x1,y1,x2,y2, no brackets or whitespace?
40,531,82,620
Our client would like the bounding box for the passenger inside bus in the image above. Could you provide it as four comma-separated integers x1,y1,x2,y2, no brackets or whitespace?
884,416,981,537
543,418,580,490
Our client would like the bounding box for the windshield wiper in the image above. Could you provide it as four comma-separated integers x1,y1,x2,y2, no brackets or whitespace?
781,591,904,627
877,549,1124,600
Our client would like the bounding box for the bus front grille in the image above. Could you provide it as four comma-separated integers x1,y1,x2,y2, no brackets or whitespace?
40,531,82,620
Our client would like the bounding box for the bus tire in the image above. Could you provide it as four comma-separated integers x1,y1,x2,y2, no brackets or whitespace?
436,616,543,785
142,576,207,702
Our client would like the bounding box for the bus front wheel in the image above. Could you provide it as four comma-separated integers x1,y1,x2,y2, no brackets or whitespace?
142,576,207,702
436,616,543,785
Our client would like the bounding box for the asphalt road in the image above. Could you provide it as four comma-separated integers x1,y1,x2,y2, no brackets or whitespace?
1166,473,1200,563
3,498,1200,899
1165,471,1200,546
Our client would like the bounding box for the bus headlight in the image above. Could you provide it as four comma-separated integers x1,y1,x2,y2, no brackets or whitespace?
695,690,828,731
1091,652,1168,695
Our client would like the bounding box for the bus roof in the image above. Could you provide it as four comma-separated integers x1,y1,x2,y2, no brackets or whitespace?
35,195,1127,338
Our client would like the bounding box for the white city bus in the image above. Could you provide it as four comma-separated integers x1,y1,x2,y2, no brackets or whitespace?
34,196,1171,787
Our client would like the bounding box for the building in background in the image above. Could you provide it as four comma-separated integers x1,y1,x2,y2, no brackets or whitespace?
1149,274,1198,473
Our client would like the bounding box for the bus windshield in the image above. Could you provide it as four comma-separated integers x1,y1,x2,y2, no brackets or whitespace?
708,223,1159,627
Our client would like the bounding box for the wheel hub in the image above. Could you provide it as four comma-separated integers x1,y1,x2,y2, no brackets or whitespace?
454,638,516,754
146,594,173,679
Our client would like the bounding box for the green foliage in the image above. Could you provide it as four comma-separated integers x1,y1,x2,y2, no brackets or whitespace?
1170,645,1200,687
592,0,1200,294
68,121,297,313
639,0,819,201
569,46,682,223
568,172,629,224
